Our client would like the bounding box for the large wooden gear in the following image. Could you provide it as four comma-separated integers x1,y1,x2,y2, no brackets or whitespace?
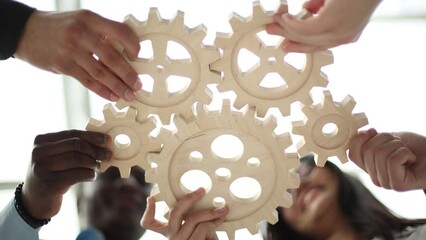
115,8,221,125
146,100,300,238
210,2,333,117
85,1,369,239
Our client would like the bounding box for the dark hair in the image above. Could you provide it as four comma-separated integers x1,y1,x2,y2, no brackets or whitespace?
265,154,426,240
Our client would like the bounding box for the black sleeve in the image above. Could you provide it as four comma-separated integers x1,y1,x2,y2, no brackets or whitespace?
0,0,36,60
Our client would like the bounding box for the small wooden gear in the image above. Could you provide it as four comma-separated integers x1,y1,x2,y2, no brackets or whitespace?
292,90,369,166
86,104,161,177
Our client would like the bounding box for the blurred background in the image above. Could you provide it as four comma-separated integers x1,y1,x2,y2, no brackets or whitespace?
1,0,426,239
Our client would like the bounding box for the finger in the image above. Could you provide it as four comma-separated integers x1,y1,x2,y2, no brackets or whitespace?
71,47,136,99
387,147,417,191
37,153,101,172
189,216,226,240
51,168,97,186
348,128,378,170
75,32,138,101
302,0,326,13
168,188,206,236
85,16,141,92
374,140,402,188
361,134,397,185
33,135,111,161
34,130,110,147
61,60,119,101
282,41,322,53
179,206,229,238
141,196,169,235
87,13,140,60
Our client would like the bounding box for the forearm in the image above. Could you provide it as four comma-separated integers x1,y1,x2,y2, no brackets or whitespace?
0,198,40,240
0,0,36,59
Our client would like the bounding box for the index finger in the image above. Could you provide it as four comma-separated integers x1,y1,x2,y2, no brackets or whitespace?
348,128,378,171
34,130,111,148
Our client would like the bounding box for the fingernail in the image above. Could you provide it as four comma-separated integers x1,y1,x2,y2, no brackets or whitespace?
214,206,227,213
124,89,136,101
133,78,142,90
110,92,119,101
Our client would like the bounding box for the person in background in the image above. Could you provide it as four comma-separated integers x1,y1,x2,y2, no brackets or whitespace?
265,0,382,53
0,130,228,240
262,154,426,240
266,0,426,195
0,0,141,102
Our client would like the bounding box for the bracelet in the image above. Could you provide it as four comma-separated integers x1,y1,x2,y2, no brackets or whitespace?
14,182,51,229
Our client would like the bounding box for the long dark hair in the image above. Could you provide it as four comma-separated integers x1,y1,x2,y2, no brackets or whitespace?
265,154,426,240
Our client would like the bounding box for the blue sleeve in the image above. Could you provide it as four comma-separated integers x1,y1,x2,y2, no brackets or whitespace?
0,198,40,240
0,0,36,59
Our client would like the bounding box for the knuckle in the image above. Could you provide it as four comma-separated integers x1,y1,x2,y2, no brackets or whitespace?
92,65,106,79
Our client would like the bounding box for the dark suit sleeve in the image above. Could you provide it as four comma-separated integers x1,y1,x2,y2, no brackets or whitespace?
0,0,36,60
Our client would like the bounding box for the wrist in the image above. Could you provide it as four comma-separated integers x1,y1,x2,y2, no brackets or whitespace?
14,182,51,229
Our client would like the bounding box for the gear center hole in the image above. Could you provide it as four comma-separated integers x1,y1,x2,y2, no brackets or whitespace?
211,134,244,162
114,134,131,149
322,122,338,137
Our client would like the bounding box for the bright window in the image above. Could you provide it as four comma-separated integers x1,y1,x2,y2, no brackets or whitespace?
1,1,426,240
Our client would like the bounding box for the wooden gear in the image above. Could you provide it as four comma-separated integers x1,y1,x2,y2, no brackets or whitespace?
86,103,160,177
146,100,300,238
86,1,369,239
114,8,221,125
292,90,368,166
210,2,333,117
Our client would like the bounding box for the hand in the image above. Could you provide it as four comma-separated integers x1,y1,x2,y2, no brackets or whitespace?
15,10,141,102
348,128,426,191
265,0,382,52
22,130,112,220
141,188,229,240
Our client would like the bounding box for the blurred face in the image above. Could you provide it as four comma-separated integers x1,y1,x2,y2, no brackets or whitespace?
87,166,151,240
282,161,344,237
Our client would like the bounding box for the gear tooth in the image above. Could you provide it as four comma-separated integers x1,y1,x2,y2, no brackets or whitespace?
229,13,247,30
354,113,369,128
158,112,172,125
317,50,334,66
266,210,279,224
98,163,110,173
321,90,333,104
86,118,103,130
103,103,117,118
282,191,294,208
315,155,327,167
214,33,231,48
172,10,185,28
256,106,268,118
342,95,356,112
124,14,145,36
126,106,138,119
119,167,131,178
189,24,208,42
148,7,162,25
246,224,260,235
252,1,268,19
291,120,306,135
231,98,246,110
145,167,157,183
115,99,129,110
210,58,226,73
285,152,300,169
337,152,349,164
289,172,301,188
